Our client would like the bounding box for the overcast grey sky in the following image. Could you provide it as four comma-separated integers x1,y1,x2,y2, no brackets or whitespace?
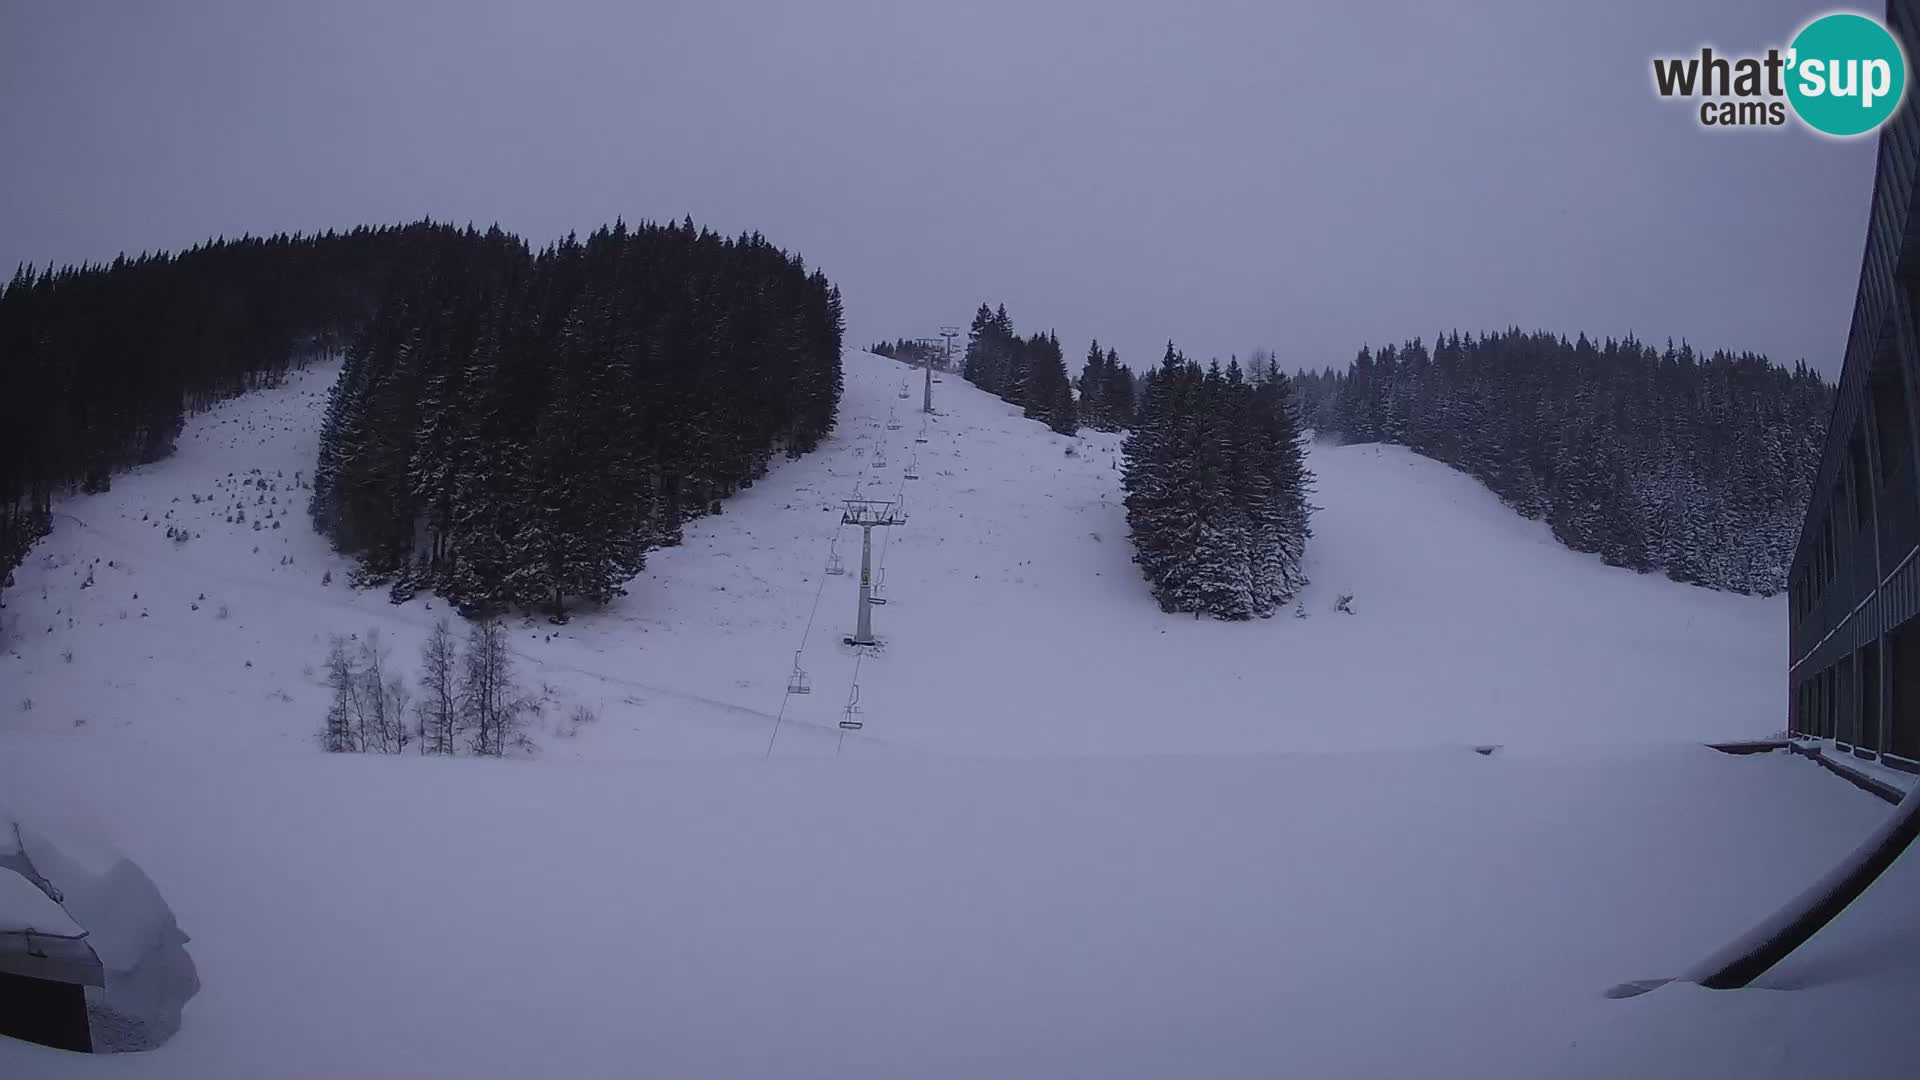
0,0,1879,375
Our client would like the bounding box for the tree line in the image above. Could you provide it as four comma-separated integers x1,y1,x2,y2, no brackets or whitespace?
309,218,845,619
1124,346,1313,619
959,303,1081,435
2,225,449,603
2,219,844,627
869,337,951,369
1292,329,1830,594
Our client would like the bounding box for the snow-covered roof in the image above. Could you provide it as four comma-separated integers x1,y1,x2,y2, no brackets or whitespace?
0,866,84,938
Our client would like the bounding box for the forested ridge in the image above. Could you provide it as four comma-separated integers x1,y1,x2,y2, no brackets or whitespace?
2,224,443,595
1,219,844,620
310,219,844,618
1293,329,1831,594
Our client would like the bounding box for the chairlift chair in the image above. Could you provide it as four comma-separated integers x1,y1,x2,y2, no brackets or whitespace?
887,420,902,431
825,545,846,575
869,568,888,605
787,652,811,695
840,686,864,730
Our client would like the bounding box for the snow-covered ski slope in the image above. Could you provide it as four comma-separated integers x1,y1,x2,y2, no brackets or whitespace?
1,350,1780,758
2,350,1911,1077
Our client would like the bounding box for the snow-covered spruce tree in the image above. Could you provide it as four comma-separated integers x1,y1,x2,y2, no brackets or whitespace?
1123,345,1205,611
1022,331,1077,435
505,290,650,622
1077,340,1108,431
963,303,1017,398
1182,359,1259,614
1102,347,1135,430
1122,347,1312,619
1254,360,1313,601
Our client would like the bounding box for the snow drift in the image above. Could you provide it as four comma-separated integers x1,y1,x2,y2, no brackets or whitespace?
1,806,199,1052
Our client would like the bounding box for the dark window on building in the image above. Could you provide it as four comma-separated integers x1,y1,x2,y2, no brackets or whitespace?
1828,665,1840,740
1873,362,1912,488
1839,654,1857,745
1852,432,1874,529
1860,641,1882,753
1826,514,1837,581
1893,621,1920,761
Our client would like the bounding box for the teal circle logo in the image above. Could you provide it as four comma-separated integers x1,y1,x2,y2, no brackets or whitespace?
1787,13,1907,136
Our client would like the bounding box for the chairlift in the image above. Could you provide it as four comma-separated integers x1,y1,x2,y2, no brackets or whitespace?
870,569,888,606
840,686,864,730
826,545,846,575
787,652,811,695
887,419,902,431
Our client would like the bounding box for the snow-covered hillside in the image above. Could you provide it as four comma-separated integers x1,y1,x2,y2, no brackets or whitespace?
1,350,1781,759
4,350,1907,1077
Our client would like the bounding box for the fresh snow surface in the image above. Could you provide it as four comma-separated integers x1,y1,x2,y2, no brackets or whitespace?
1,350,1781,759
1,350,1907,1076
0,739,1911,1078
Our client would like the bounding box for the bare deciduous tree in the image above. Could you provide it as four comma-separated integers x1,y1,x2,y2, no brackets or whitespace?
416,617,460,755
459,619,530,757
322,635,364,752
322,628,416,754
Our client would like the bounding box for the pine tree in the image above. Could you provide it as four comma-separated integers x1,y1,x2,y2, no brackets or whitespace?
1077,340,1108,430
1103,348,1135,430
1023,331,1078,434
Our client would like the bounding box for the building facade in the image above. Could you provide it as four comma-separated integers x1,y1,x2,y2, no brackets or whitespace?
1787,0,1920,770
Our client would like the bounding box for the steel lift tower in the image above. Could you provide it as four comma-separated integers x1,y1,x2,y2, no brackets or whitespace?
840,497,904,647
910,336,941,415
